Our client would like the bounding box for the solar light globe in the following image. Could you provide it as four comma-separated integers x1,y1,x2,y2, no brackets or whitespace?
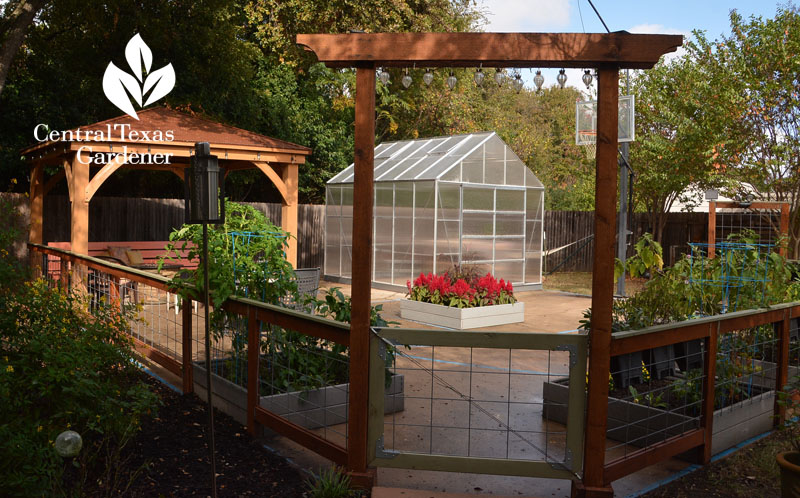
401,72,413,89
378,69,391,85
512,74,524,93
582,70,593,89
494,69,505,87
557,69,567,89
422,69,434,86
446,71,457,90
474,68,485,87
533,70,544,91
55,430,82,457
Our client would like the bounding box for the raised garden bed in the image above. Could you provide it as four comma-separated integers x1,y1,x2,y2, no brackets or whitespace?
194,362,404,429
400,299,524,329
543,376,776,456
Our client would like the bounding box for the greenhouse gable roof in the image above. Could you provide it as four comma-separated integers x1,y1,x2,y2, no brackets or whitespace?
327,132,542,188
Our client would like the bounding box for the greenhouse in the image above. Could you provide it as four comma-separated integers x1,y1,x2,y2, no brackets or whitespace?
324,132,545,290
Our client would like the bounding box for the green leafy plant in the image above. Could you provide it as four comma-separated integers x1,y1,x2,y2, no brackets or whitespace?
615,233,664,281
0,279,159,496
304,466,362,498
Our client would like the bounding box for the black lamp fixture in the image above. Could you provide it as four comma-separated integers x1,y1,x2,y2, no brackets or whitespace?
184,141,224,498
185,142,225,224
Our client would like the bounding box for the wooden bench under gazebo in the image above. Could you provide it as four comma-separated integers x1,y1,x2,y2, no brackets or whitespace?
25,107,311,267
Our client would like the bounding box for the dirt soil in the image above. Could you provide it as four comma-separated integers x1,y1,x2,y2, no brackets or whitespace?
124,373,307,497
642,429,792,498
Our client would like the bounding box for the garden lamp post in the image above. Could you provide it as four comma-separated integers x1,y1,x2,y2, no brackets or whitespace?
185,141,225,498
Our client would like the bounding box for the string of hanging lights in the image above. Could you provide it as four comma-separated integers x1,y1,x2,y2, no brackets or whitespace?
376,66,592,94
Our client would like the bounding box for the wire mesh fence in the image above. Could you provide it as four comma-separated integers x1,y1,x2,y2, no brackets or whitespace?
370,329,586,478
715,208,782,246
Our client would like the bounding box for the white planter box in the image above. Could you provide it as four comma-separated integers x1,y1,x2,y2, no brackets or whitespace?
400,299,525,329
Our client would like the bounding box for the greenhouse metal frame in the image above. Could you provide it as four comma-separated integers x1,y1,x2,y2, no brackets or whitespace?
325,132,545,290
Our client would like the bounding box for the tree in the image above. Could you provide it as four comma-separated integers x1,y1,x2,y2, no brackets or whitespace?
692,6,800,255
629,53,738,243
0,0,48,98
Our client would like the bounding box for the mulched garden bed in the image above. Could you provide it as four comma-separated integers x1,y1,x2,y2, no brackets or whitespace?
124,371,307,497
642,428,791,498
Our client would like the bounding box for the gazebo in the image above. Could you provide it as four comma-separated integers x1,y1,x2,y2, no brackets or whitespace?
24,107,310,266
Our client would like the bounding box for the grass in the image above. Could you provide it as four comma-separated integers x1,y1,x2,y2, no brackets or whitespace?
643,429,792,497
543,271,646,296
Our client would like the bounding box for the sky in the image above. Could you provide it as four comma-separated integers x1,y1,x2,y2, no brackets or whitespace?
477,0,783,92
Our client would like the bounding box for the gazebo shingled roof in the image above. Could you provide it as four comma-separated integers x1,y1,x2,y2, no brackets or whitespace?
26,107,311,266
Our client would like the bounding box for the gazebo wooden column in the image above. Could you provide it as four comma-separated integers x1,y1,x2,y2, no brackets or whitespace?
280,163,299,267
69,155,89,255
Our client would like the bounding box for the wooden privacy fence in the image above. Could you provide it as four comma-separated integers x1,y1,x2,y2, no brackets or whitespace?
37,195,325,270
544,211,708,272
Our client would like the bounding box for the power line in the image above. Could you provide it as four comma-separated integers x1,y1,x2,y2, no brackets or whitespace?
577,0,586,32
587,0,611,33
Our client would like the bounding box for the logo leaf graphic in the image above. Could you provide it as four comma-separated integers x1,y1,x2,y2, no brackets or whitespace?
103,62,143,119
102,34,175,120
143,63,175,106
125,33,152,82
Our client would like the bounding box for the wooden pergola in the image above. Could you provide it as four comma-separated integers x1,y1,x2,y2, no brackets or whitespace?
296,32,682,497
24,107,310,266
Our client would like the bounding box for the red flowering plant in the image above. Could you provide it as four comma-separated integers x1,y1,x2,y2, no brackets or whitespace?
406,271,516,309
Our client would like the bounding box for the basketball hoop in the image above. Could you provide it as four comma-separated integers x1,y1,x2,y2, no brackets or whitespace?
577,130,596,160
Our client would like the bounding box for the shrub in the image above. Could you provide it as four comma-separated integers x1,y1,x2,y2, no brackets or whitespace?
0,280,159,496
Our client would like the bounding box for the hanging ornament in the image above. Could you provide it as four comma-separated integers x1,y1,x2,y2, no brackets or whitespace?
582,70,593,89
378,68,391,85
401,69,413,89
422,69,434,86
446,70,457,90
494,69,505,87
533,70,544,91
474,67,485,87
557,69,567,89
512,72,524,93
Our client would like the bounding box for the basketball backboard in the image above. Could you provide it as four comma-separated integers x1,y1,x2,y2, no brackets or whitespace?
576,95,635,145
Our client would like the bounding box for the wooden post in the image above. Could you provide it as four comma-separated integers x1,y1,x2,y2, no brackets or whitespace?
776,311,790,423
576,66,618,498
182,299,194,394
246,306,260,435
280,163,299,267
70,155,89,290
347,63,376,488
708,201,716,259
780,202,790,257
29,162,44,246
70,155,89,255
699,324,718,463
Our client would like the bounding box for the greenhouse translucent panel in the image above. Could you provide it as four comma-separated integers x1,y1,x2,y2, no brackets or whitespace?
505,160,526,186
375,184,393,216
393,183,414,285
495,238,524,260
462,212,494,237
495,213,525,236
462,152,484,184
341,186,354,217
527,221,543,253
439,162,461,182
326,187,341,217
494,261,523,285
436,220,460,273
525,252,542,284
527,189,544,218
496,189,524,212
462,188,494,211
325,242,340,276
341,245,352,278
374,184,393,283
438,183,461,221
413,183,436,277
461,237,492,262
